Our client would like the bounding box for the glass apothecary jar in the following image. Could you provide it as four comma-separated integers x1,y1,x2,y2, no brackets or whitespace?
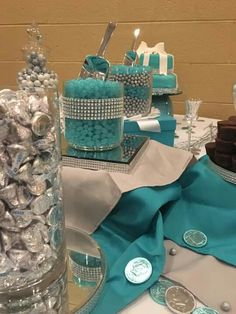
0,256,68,313
17,22,58,94
62,78,124,151
109,65,152,117
0,88,66,312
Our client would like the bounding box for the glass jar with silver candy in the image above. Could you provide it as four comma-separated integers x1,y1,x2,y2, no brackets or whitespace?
17,23,58,94
0,88,65,299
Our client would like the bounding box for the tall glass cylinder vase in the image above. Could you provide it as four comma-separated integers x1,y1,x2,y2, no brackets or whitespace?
152,94,173,116
0,88,67,313
109,65,152,118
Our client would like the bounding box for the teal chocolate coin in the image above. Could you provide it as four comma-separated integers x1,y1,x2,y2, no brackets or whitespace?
125,257,152,284
149,278,174,305
183,230,208,248
192,307,219,314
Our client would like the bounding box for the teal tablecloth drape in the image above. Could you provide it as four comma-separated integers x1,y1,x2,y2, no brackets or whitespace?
163,155,236,267
92,156,236,313
92,184,181,314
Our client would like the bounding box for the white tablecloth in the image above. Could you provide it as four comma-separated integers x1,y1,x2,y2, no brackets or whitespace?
174,114,218,158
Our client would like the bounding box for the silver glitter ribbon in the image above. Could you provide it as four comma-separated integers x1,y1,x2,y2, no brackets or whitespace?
152,87,180,96
62,96,124,120
208,159,236,185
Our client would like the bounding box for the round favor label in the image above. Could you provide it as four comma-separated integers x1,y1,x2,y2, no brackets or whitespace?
183,230,208,248
125,257,152,284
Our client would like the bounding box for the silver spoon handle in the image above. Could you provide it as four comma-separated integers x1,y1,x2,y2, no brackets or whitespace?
131,29,140,51
97,22,117,56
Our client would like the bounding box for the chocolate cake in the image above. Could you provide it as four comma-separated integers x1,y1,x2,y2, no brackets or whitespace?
205,117,236,172
229,115,236,122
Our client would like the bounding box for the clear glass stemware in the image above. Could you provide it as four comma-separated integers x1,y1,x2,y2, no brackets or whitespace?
185,98,202,151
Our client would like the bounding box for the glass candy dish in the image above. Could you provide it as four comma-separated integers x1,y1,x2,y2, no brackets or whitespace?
0,88,67,312
63,78,124,151
17,22,58,93
66,227,107,313
109,65,153,118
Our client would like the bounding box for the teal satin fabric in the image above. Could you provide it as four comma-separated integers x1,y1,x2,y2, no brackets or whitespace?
92,184,181,314
163,155,236,267
91,156,236,313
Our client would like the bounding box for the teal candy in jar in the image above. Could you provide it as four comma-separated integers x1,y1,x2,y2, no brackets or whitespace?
63,78,124,151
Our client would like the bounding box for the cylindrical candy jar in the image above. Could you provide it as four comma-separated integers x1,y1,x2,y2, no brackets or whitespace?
0,256,68,313
17,23,58,94
0,88,66,312
109,65,152,117
63,78,124,151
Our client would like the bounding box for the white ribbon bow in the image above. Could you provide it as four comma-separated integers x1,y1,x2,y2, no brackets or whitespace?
125,108,161,133
137,41,168,75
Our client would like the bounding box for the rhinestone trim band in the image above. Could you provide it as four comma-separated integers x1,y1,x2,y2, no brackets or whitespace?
69,256,102,282
62,97,124,120
208,159,236,184
152,88,180,96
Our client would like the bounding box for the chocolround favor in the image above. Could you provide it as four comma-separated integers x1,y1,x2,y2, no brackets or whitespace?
205,142,216,161
214,151,232,170
232,155,236,172
215,138,234,154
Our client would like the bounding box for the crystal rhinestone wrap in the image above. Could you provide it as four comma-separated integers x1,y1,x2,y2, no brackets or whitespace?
62,156,130,173
62,97,124,120
69,255,102,283
152,87,180,96
208,159,236,184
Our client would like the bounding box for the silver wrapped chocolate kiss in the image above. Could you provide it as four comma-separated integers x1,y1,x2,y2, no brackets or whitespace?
0,89,64,291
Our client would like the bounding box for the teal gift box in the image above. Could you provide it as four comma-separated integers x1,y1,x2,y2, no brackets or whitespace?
124,115,176,147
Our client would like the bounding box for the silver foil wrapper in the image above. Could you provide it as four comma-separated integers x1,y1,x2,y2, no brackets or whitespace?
0,89,63,290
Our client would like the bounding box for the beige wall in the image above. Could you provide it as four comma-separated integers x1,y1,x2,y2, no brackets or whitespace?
1,0,236,119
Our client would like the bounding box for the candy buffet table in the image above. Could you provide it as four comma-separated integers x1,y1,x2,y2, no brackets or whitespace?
64,115,235,314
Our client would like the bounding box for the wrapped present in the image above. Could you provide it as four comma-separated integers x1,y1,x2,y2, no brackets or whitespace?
124,111,176,147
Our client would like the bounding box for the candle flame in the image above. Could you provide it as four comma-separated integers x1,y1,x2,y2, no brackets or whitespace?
134,28,140,38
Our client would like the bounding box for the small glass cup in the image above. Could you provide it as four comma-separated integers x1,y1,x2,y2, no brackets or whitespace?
184,98,202,151
184,98,202,121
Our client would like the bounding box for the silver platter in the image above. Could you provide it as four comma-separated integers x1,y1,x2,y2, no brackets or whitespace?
208,158,236,185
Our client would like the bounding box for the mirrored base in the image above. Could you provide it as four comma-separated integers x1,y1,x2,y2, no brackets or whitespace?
62,135,150,173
